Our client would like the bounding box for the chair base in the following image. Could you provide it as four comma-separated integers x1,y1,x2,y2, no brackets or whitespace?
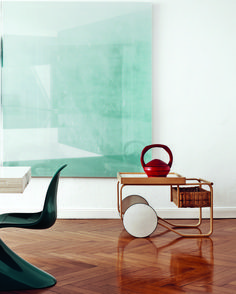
0,238,56,291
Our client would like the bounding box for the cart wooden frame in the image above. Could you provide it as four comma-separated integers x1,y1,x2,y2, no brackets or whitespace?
117,172,213,237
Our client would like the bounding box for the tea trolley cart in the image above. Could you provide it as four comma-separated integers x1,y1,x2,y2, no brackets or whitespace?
117,172,213,238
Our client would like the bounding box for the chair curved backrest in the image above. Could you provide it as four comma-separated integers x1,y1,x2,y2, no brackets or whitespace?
33,164,67,229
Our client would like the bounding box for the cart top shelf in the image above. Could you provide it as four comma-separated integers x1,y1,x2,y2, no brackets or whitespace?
117,172,186,185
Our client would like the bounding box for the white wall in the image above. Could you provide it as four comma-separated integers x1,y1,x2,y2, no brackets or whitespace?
1,0,236,219
151,0,236,218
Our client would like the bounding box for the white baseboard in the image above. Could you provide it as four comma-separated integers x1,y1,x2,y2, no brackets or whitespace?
58,207,236,219
58,209,119,219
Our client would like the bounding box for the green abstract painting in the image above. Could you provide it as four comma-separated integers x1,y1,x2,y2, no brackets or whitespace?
1,2,152,177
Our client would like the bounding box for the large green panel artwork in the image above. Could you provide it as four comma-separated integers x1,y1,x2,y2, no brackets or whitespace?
1,1,152,177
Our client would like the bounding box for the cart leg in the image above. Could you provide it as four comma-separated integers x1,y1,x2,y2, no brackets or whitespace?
119,185,126,220
117,181,120,215
160,208,202,228
117,182,126,220
158,205,213,238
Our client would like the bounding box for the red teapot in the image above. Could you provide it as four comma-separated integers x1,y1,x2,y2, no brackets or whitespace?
140,144,173,177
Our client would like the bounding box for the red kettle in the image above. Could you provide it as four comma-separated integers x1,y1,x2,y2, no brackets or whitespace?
140,144,173,177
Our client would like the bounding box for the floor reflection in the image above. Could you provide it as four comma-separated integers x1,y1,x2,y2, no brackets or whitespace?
117,230,214,293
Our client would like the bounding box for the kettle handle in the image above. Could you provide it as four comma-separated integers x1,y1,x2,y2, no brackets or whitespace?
140,144,173,168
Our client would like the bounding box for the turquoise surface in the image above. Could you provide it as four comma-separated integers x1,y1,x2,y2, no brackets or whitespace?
1,2,152,177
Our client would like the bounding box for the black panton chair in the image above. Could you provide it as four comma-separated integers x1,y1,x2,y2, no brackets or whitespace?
0,164,67,291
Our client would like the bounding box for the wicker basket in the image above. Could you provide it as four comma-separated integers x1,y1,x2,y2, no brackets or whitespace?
172,186,211,208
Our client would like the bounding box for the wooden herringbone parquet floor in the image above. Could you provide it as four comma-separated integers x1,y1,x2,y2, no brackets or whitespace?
0,218,236,294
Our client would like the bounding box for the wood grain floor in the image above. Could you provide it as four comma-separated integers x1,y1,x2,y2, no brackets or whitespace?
0,218,236,294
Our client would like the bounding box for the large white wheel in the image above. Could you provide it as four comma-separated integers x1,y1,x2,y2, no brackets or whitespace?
123,203,158,238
